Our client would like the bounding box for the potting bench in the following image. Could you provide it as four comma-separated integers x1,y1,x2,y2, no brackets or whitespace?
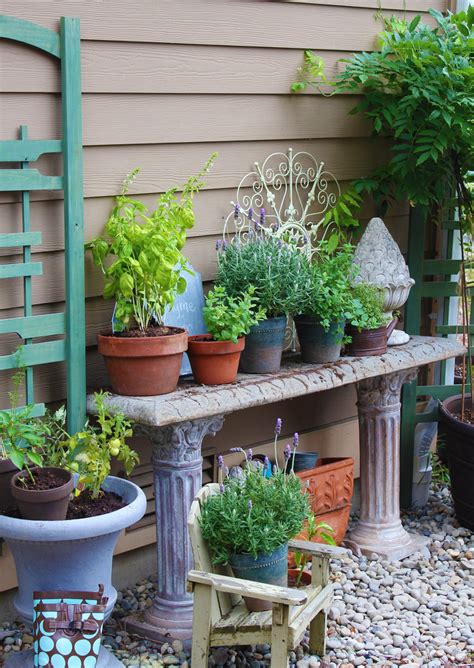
86,335,464,644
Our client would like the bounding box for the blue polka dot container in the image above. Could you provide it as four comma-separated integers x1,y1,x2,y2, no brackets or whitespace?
33,586,108,667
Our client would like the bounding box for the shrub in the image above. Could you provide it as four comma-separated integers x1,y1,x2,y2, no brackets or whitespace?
203,285,266,343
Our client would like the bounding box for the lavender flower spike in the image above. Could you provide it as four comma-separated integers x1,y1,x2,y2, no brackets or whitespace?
248,207,253,221
284,443,292,461
215,239,222,251
234,202,240,219
264,455,270,467
260,208,265,226
293,432,299,448
247,448,253,460
248,500,253,510
219,483,225,493
275,417,282,435
217,454,224,469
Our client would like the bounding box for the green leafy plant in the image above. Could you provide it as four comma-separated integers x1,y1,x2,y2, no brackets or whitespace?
215,235,308,317
203,285,266,343
293,513,336,586
61,392,139,498
294,242,358,330
200,449,311,565
348,282,388,331
0,368,45,472
87,153,217,332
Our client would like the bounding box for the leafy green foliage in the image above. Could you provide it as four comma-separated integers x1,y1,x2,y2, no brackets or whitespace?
60,392,139,498
348,282,388,331
215,235,308,317
293,10,474,222
200,463,311,565
321,187,363,249
87,154,217,332
0,368,46,472
203,286,266,343
293,243,358,330
293,513,336,586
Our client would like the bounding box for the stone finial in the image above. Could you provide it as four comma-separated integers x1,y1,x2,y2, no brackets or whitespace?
353,218,415,346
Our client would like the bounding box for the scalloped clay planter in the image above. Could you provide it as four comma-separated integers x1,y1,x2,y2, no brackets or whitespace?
0,474,146,667
289,457,354,566
98,328,187,396
188,335,245,385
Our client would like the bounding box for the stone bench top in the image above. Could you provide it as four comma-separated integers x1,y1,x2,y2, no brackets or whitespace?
87,336,464,428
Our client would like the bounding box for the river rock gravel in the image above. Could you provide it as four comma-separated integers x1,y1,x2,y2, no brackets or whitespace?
0,486,473,667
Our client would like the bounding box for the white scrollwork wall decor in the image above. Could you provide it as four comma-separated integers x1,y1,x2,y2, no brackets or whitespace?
223,147,341,259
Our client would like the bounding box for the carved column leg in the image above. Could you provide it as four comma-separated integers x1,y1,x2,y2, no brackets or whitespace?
124,416,225,644
345,370,429,562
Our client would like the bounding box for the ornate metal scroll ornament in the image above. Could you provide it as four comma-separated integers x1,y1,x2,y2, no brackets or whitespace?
223,147,341,259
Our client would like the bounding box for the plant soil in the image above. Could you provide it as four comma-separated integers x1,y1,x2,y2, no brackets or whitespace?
67,489,125,519
113,325,183,339
16,468,67,491
453,409,473,425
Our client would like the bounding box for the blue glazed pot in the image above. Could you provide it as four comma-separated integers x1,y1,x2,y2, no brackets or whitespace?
295,315,345,364
229,543,288,611
286,451,319,474
239,316,287,374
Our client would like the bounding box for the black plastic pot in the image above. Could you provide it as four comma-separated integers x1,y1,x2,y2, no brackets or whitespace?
439,394,474,531
295,316,345,364
239,316,287,374
0,458,18,513
285,451,319,473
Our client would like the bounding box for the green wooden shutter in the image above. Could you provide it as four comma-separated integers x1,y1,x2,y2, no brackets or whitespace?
0,16,86,432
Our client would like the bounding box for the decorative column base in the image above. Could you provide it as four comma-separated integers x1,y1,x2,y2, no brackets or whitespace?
346,370,429,562
123,416,225,645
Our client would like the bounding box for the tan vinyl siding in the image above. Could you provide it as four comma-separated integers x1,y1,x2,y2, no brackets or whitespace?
0,0,446,585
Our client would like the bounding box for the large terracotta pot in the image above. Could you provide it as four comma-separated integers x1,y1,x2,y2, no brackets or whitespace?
98,328,187,396
289,457,354,566
188,335,245,385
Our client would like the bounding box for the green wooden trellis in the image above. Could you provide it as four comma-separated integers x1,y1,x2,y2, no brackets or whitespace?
400,205,473,507
0,15,86,433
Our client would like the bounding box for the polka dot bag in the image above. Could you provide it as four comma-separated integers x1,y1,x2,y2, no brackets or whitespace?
33,585,108,667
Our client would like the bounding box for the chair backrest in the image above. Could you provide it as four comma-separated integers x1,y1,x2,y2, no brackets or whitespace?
188,483,241,624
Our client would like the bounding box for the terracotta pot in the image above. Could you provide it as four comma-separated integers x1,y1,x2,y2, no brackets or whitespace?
0,458,18,513
439,394,474,531
289,457,354,566
11,467,74,521
345,319,397,357
288,568,312,588
187,335,245,385
98,328,187,396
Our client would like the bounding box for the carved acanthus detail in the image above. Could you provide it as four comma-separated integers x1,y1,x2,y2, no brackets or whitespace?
357,369,418,409
135,416,225,464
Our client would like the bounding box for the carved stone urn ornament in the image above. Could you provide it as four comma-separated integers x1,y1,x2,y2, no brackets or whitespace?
353,217,415,346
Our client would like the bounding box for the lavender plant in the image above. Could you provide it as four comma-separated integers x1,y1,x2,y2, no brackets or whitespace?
215,233,307,318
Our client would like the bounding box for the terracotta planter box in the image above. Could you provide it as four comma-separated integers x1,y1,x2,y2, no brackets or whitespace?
290,457,354,561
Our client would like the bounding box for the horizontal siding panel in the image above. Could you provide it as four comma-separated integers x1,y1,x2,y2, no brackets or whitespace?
0,43,356,94
0,186,408,256
0,94,370,146
0,1,434,50
277,0,443,8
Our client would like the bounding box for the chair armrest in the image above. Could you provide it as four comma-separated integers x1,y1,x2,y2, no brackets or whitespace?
188,570,307,606
288,539,348,559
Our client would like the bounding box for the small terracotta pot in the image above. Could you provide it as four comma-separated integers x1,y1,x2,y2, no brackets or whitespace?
288,568,312,588
188,335,245,385
0,458,18,513
345,319,397,357
11,467,74,521
98,328,187,396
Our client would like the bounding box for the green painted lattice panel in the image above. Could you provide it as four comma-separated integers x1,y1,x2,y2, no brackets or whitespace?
0,16,86,433
400,203,473,507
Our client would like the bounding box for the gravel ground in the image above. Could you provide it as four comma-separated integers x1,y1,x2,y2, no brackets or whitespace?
1,485,473,667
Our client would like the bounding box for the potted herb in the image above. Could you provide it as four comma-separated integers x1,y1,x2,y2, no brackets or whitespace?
345,282,396,356
87,153,217,396
215,233,306,373
0,392,146,630
200,421,310,611
187,285,266,385
294,243,356,364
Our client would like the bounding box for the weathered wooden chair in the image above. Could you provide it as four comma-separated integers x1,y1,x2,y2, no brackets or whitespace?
187,484,347,668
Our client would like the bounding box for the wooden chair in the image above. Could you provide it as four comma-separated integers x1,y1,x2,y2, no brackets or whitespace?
187,484,348,668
